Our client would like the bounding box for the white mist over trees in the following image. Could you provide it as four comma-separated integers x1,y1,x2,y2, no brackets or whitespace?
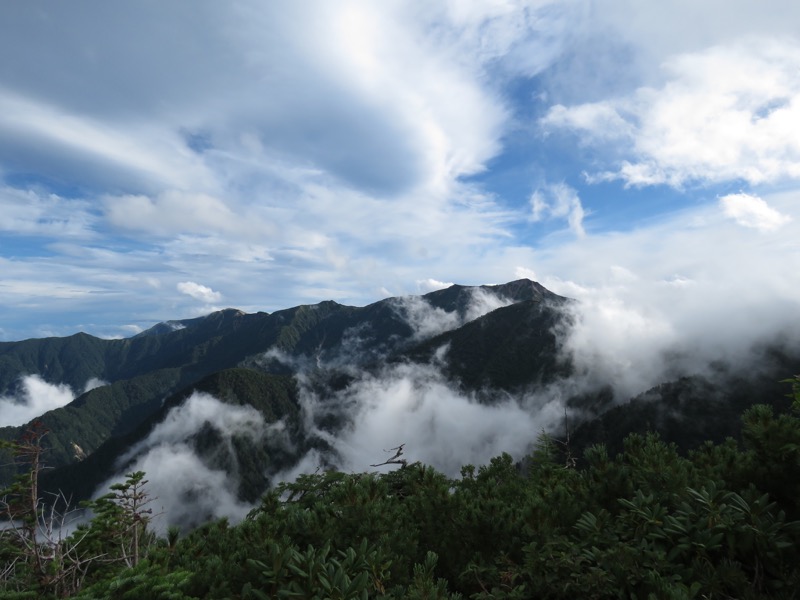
0,375,75,427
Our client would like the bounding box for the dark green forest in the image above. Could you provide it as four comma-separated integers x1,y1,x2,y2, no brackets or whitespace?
2,377,800,599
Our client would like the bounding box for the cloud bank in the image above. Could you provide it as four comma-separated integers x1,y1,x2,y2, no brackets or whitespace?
528,191,800,401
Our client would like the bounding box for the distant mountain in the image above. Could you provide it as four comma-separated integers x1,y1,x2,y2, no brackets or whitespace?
0,279,569,491
570,351,799,456
1,278,797,516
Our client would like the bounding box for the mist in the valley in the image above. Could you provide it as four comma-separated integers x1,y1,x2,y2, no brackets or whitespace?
275,361,567,483
97,392,282,533
0,375,75,427
273,287,570,482
277,250,800,484
94,287,553,529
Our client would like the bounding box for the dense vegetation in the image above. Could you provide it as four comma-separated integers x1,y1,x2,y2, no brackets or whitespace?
2,377,799,599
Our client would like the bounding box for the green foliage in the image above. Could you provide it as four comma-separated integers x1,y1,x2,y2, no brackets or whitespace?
4,378,800,598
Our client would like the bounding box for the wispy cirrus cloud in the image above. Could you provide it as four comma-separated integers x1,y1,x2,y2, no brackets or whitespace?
530,182,586,237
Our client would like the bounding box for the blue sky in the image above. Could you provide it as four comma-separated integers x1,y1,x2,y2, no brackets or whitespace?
1,0,799,343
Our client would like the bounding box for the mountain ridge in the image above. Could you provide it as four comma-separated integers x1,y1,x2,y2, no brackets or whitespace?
0,279,570,489
1,278,797,519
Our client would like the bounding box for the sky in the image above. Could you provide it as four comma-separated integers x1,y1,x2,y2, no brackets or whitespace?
1,0,799,342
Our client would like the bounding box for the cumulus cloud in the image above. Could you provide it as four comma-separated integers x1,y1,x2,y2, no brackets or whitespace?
530,182,586,237
416,279,454,294
177,281,222,304
719,192,792,231
0,375,74,427
104,191,261,238
542,38,800,187
105,392,268,532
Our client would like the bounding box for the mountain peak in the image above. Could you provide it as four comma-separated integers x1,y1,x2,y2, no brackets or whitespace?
420,278,567,316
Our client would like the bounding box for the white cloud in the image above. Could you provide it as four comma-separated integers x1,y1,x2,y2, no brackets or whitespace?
416,279,453,294
530,182,586,237
0,375,74,427
82,377,108,394
104,191,260,238
719,192,792,231
283,362,561,479
527,190,800,400
107,392,267,532
0,186,96,238
543,38,800,187
177,281,222,304
543,103,632,142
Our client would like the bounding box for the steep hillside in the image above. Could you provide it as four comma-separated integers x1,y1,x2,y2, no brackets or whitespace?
403,297,570,391
40,368,303,507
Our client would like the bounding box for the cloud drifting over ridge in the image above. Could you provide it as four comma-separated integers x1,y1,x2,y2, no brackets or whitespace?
0,375,74,427
527,190,800,401
105,392,268,532
390,286,514,341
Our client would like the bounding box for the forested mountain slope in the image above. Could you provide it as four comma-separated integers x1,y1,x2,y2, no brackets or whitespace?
0,280,569,487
